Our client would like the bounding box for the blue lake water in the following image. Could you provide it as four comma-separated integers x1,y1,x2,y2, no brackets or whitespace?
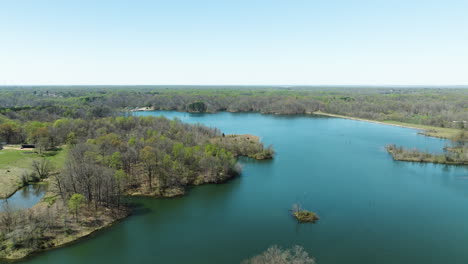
14,112,468,264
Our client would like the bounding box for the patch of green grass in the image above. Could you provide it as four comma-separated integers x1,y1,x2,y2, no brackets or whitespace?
43,195,59,206
0,147,67,198
45,146,68,169
0,147,68,170
0,150,38,169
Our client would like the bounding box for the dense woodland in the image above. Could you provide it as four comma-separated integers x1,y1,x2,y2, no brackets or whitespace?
0,113,272,258
54,116,272,204
0,86,467,129
1,115,273,198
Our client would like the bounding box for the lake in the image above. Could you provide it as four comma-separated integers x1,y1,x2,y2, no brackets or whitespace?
12,112,468,264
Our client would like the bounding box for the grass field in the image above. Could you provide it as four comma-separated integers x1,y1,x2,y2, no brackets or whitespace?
0,147,67,199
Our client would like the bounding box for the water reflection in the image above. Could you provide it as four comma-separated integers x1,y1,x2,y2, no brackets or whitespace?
0,184,47,211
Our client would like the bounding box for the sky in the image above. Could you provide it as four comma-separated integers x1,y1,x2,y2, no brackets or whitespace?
0,0,467,85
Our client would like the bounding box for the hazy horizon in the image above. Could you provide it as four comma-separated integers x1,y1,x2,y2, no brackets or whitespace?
1,84,468,88
1,0,467,86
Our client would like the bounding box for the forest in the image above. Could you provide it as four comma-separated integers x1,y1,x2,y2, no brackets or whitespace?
0,86,467,129
0,113,272,259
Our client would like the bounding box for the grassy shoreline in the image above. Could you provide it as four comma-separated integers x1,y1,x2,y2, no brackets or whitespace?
386,144,468,165
312,111,462,140
0,147,67,199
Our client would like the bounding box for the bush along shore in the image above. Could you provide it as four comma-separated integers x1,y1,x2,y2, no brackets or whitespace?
386,144,468,165
0,116,273,260
386,131,468,165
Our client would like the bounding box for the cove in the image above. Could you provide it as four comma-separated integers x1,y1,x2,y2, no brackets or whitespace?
11,112,468,264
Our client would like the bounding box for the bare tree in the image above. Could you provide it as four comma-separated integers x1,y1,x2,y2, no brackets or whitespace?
31,158,52,179
242,245,315,264
0,201,14,233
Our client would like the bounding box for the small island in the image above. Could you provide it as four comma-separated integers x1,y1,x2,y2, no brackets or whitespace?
291,204,319,223
293,211,320,223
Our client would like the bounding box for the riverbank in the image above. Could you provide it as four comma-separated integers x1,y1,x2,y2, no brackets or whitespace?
312,111,462,140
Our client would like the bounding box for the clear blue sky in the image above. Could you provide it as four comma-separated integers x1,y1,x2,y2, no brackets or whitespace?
1,0,467,85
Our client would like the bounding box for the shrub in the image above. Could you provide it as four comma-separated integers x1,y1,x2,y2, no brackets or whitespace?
242,245,315,264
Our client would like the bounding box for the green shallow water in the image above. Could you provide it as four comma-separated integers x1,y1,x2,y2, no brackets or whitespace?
12,112,468,264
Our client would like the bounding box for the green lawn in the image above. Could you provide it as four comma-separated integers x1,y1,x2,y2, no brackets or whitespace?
0,147,67,198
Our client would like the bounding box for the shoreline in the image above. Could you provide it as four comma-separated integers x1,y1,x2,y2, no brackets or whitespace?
1,170,239,261
126,107,460,140
312,111,425,130
312,111,460,140
388,154,468,165
0,195,130,261
386,145,468,165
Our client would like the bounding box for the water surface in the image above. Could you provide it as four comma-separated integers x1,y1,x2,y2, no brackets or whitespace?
12,112,468,264
0,184,47,211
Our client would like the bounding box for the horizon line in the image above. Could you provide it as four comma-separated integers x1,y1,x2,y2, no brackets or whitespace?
1,84,468,88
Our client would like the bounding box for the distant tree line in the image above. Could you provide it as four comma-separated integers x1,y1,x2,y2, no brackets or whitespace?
1,86,467,130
